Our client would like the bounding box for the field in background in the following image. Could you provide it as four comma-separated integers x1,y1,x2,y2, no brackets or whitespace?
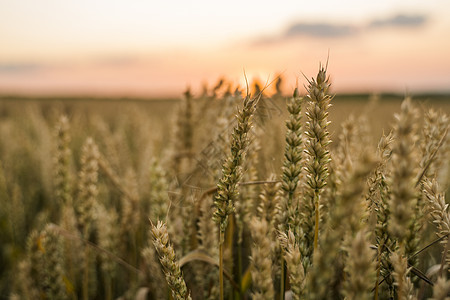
2,92,450,146
1,88,450,299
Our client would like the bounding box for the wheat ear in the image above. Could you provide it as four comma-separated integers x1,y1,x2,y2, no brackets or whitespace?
304,65,332,254
212,93,260,299
150,220,192,300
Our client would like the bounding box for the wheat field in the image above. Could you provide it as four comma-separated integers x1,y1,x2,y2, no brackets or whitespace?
1,67,450,299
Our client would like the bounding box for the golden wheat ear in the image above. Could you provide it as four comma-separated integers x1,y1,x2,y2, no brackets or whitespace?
277,88,303,236
388,98,420,248
303,64,332,260
53,115,73,211
75,137,99,238
250,217,275,299
212,93,261,300
150,220,192,300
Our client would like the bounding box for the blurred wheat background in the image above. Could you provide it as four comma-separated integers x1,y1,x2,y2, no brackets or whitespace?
1,1,450,299
1,73,450,299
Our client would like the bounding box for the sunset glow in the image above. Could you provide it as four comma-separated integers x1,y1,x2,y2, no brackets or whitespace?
1,0,449,97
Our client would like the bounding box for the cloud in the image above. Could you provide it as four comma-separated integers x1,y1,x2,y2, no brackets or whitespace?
285,23,358,38
0,56,143,75
252,13,428,46
252,22,358,46
92,55,141,67
368,14,427,28
0,63,43,74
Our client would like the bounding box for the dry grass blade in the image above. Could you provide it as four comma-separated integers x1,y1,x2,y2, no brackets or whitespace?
98,154,139,202
178,249,241,292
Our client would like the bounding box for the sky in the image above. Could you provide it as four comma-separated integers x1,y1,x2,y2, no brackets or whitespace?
0,0,449,97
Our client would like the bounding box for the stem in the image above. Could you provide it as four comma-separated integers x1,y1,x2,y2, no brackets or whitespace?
280,258,285,300
83,245,89,300
374,244,382,300
313,190,320,252
66,238,77,300
236,241,243,300
439,234,450,277
105,276,112,300
219,230,224,300
226,214,235,298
